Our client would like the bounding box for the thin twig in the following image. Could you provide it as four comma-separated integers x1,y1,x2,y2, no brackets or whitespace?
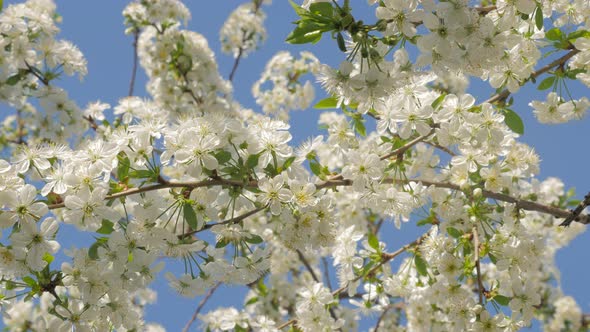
374,305,392,332
321,257,333,291
296,250,339,323
277,233,428,330
128,30,139,97
180,205,268,238
560,192,590,226
472,226,485,305
47,178,255,210
484,49,580,105
380,128,435,161
317,178,590,224
227,1,264,82
182,282,221,332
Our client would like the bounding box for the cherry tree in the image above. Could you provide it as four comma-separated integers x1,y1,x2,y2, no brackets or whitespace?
0,0,589,331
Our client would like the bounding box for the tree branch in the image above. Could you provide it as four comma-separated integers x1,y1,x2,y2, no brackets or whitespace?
128,29,139,97
277,233,428,330
484,49,580,105
182,282,221,332
472,226,485,305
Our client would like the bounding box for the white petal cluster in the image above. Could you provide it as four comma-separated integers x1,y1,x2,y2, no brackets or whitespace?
220,3,267,58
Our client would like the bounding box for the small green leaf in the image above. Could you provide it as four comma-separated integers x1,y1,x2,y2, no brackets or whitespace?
314,97,339,109
502,109,524,135
215,238,230,248
288,0,308,17
368,233,380,251
537,76,555,90
214,150,232,165
534,6,543,31
129,169,154,179
446,227,463,239
309,161,322,176
247,154,260,169
493,294,511,306
88,242,101,260
22,276,36,287
309,2,333,17
546,28,562,41
245,234,264,244
6,73,23,86
353,118,366,137
336,32,346,52
567,30,590,41
245,296,259,306
286,23,324,44
117,154,130,181
488,252,498,264
183,203,198,229
96,219,115,235
431,93,446,110
282,156,296,170
42,253,54,264
414,255,428,276
416,216,433,226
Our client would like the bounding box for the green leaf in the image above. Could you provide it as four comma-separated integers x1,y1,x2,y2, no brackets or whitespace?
353,118,366,137
414,255,428,276
288,0,308,17
314,97,339,109
493,294,511,306
309,161,322,176
546,28,562,41
537,76,555,90
567,30,590,41
96,219,115,235
416,216,433,226
431,93,446,110
281,156,296,171
183,203,198,229
214,150,232,165
5,73,24,86
534,6,543,31
368,233,380,251
246,154,260,169
88,242,101,260
309,2,333,17
245,234,264,244
336,32,346,52
285,21,327,44
245,296,259,306
502,109,524,135
42,253,54,264
446,227,463,239
215,238,230,248
22,276,37,287
117,154,130,181
129,169,154,179
488,252,498,264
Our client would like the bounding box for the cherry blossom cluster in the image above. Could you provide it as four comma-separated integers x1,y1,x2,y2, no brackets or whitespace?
0,0,589,331
252,51,320,120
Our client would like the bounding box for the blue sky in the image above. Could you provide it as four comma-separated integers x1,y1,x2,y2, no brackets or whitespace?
2,1,590,330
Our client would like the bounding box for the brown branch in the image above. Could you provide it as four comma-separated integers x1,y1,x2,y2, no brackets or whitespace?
472,226,485,305
379,128,436,161
128,30,139,97
182,282,221,332
317,178,590,225
560,192,590,227
46,178,256,210
227,1,264,82
374,305,392,332
484,49,580,105
179,205,268,238
277,233,428,330
296,250,339,323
